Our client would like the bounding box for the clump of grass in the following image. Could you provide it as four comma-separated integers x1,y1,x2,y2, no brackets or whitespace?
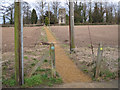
106,47,111,51
118,58,120,62
88,44,91,48
32,58,37,61
83,69,88,73
24,56,28,60
22,74,42,87
31,63,35,66
44,59,48,62
2,79,16,87
100,70,116,79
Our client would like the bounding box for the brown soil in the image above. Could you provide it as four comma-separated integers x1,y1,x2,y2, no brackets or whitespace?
2,27,43,53
50,25,118,48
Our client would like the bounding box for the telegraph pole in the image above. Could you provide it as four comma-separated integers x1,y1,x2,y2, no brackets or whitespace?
14,0,24,85
69,0,75,52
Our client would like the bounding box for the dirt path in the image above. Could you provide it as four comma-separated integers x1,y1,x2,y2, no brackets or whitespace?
44,27,91,83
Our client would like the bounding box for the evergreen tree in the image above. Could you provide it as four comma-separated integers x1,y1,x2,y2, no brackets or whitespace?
88,1,92,23
92,3,100,23
31,9,38,24
44,11,57,24
99,2,104,23
66,14,69,25
83,2,87,23
3,15,5,24
74,2,83,23
45,17,49,26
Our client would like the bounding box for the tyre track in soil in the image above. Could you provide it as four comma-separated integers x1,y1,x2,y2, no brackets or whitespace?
44,27,91,83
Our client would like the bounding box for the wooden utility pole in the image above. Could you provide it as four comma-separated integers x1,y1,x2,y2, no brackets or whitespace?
69,0,75,52
14,0,24,85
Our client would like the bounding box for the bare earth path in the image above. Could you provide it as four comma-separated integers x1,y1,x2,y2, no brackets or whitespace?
44,27,91,83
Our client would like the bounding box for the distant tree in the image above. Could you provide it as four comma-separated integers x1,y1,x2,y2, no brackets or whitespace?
0,1,14,24
5,3,14,24
51,1,60,24
92,2,100,23
44,11,57,24
74,1,80,23
66,14,69,25
99,2,105,23
88,0,92,23
23,2,31,24
74,1,83,23
109,6,113,23
118,1,120,24
45,17,49,26
52,1,60,17
35,0,46,24
79,2,84,23
3,15,5,24
113,3,118,24
83,0,87,23
105,2,113,24
31,9,38,24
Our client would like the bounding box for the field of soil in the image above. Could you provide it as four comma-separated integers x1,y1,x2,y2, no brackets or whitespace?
2,27,43,53
50,25,118,48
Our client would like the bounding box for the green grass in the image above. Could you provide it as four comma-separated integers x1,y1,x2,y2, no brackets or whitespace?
31,63,35,66
100,70,116,80
83,69,88,73
2,79,16,87
88,44,91,48
44,59,48,62
118,58,120,62
32,58,37,61
3,73,62,88
22,74,42,87
24,56,28,60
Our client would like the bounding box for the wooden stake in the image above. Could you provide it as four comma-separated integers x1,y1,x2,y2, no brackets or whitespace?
50,43,56,77
95,43,103,78
14,0,24,85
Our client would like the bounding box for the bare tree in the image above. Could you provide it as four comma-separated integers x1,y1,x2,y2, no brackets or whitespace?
23,2,31,24
35,0,46,24
0,0,14,24
52,1,61,18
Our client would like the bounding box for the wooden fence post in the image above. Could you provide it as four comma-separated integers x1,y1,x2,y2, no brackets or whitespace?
50,43,56,78
14,0,24,85
95,43,103,78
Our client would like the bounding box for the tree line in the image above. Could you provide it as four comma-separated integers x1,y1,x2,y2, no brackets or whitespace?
0,0,119,25
73,1,118,24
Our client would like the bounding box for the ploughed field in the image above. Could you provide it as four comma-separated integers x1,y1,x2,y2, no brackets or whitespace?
50,25,118,48
2,27,42,53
